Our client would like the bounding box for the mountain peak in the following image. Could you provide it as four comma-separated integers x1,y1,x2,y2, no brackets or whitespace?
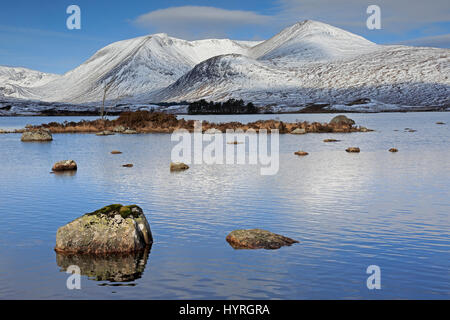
249,19,376,62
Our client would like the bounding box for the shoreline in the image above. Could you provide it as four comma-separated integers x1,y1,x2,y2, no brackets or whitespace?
1,111,373,135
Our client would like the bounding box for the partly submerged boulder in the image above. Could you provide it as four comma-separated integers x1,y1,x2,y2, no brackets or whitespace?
226,229,299,250
170,162,189,171
389,148,399,153
329,115,355,127
55,204,153,254
21,129,52,142
111,150,122,154
52,160,77,172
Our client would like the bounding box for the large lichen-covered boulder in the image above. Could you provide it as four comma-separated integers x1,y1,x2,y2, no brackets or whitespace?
226,229,299,250
329,115,355,127
21,129,53,142
55,204,153,254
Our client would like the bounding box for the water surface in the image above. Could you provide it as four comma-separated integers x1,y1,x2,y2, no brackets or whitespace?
0,112,449,299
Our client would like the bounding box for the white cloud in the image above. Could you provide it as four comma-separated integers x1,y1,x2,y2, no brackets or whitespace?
276,0,450,32
133,6,273,39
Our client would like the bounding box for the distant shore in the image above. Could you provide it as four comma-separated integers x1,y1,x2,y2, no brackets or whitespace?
1,111,372,135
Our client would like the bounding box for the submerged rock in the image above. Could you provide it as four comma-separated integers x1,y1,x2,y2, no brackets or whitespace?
291,128,306,134
346,147,360,153
436,122,445,125
55,204,153,254
226,229,299,250
389,148,399,153
21,129,52,142
330,115,355,127
122,163,133,168
52,160,77,172
294,150,309,156
111,150,122,154
170,162,189,171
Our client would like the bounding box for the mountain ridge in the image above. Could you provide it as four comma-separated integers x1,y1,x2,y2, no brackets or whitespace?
0,20,449,109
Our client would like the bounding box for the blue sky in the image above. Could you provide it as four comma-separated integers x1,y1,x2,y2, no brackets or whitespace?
0,0,449,74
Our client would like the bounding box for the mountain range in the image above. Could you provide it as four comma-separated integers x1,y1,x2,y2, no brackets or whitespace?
0,20,449,112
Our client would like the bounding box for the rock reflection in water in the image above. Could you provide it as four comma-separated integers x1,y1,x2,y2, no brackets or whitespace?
51,170,77,177
56,247,150,283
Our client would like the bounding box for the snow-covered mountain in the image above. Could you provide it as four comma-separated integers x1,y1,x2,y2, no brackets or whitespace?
28,34,259,104
0,20,449,110
153,46,449,107
249,20,378,64
0,66,60,99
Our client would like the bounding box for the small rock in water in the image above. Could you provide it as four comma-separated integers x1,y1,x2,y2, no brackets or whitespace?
52,160,77,172
346,147,360,153
294,150,309,156
111,150,122,154
21,129,53,142
226,229,299,250
323,139,340,142
291,128,306,134
55,204,152,254
227,140,242,145
170,162,189,171
389,148,399,153
122,164,133,168
96,130,115,136
436,122,445,125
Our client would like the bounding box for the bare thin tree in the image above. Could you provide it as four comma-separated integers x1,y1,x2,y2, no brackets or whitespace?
100,76,117,120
